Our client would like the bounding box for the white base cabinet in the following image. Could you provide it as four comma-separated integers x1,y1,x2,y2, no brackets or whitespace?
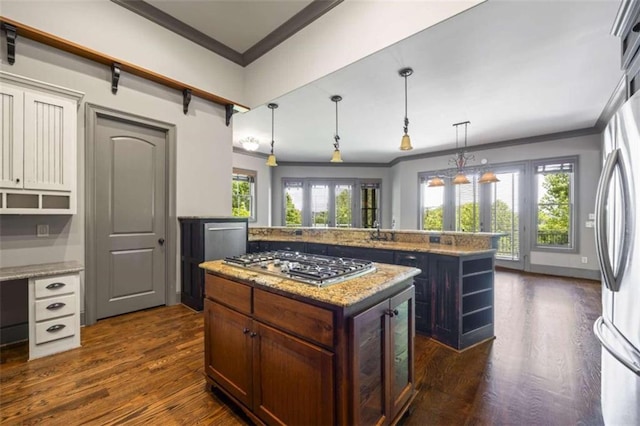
28,272,81,359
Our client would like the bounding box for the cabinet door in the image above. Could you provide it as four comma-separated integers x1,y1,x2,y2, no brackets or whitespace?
204,299,253,408
351,298,389,426
253,322,334,426
430,254,460,347
389,286,415,420
0,86,24,189
23,92,76,191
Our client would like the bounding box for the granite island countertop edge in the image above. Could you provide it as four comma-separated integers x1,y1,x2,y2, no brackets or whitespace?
199,260,420,308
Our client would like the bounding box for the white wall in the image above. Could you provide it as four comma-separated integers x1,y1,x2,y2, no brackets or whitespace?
270,164,391,228
232,151,272,226
390,133,602,274
0,36,234,307
0,0,245,105
244,0,482,107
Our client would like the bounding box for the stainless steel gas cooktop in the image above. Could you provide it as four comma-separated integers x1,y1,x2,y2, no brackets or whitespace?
224,251,376,287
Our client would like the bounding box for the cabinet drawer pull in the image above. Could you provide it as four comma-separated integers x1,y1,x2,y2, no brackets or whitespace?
45,282,66,290
242,328,250,334
46,302,66,310
249,332,257,338
404,255,417,261
46,324,66,332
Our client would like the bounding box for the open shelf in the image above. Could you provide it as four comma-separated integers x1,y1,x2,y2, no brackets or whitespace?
462,271,493,295
462,307,493,334
463,290,493,314
462,257,493,276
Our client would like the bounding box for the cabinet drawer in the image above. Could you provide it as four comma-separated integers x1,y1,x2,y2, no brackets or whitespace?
35,294,76,321
254,289,334,348
205,274,251,315
34,274,77,298
35,315,76,344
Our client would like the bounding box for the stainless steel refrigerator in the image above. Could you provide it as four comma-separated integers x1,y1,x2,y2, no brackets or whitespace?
594,89,640,424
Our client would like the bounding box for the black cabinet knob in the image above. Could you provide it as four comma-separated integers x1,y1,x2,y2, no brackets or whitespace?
158,238,165,245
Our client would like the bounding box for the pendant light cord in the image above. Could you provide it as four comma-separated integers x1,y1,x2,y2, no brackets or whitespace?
334,99,340,149
270,107,275,154
403,74,409,134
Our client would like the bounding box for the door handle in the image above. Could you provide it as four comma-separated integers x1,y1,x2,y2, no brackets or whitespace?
595,148,630,292
158,238,165,246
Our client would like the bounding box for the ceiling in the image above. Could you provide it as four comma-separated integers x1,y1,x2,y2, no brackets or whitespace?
232,0,623,164
113,0,341,65
146,0,313,53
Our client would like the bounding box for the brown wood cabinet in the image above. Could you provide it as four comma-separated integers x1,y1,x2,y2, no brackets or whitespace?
352,286,414,425
203,272,415,425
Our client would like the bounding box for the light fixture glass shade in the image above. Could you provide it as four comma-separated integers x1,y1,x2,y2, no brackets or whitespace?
428,177,445,187
266,154,277,167
400,134,413,151
452,172,470,185
330,149,343,163
478,170,500,184
240,137,260,151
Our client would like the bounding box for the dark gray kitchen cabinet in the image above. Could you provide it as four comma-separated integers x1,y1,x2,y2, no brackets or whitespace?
179,217,247,311
613,0,640,97
429,252,495,350
395,251,430,334
327,245,395,264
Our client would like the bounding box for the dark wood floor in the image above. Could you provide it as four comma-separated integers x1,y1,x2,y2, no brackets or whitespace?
0,270,603,425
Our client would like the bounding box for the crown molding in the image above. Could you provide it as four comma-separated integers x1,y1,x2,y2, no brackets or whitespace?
111,0,343,67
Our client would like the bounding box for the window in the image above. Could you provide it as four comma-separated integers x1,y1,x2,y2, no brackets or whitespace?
419,176,445,231
489,170,521,260
360,182,380,228
281,178,379,227
455,176,480,232
335,184,353,228
311,183,330,227
284,180,303,227
232,168,256,221
534,159,575,249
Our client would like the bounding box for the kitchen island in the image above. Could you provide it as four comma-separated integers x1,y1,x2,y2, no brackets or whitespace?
200,258,420,426
248,226,500,351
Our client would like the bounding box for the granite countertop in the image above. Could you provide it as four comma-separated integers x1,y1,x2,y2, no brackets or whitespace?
200,260,420,308
0,261,84,282
249,235,495,256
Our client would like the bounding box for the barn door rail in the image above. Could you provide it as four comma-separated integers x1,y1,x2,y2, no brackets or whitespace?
0,16,249,122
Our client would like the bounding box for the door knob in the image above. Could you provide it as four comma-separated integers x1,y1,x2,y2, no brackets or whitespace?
158,238,165,245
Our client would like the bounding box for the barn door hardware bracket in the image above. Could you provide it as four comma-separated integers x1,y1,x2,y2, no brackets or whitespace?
183,89,192,114
111,62,121,94
225,104,234,126
2,23,17,65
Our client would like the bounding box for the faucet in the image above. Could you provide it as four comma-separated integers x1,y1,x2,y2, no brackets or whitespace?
372,221,385,241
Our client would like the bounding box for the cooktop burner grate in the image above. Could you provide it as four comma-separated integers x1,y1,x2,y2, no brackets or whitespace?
224,250,376,286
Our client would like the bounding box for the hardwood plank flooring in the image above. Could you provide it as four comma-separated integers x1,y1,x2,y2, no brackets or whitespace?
0,270,603,425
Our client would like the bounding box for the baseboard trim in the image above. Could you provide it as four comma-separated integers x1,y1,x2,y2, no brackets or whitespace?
528,265,601,281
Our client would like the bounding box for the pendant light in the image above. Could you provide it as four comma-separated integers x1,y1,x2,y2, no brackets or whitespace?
428,177,445,187
330,95,343,163
478,170,500,184
266,103,278,167
451,121,472,185
399,67,414,151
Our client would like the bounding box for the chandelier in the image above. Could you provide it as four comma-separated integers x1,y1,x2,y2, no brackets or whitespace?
428,121,499,187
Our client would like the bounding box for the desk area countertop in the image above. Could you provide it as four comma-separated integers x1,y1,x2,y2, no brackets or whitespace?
0,261,84,282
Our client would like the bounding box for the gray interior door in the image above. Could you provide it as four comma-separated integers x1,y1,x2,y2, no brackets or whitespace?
95,116,166,319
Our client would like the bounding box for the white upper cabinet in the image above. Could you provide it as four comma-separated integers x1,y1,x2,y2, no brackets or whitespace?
0,72,83,214
0,86,24,189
